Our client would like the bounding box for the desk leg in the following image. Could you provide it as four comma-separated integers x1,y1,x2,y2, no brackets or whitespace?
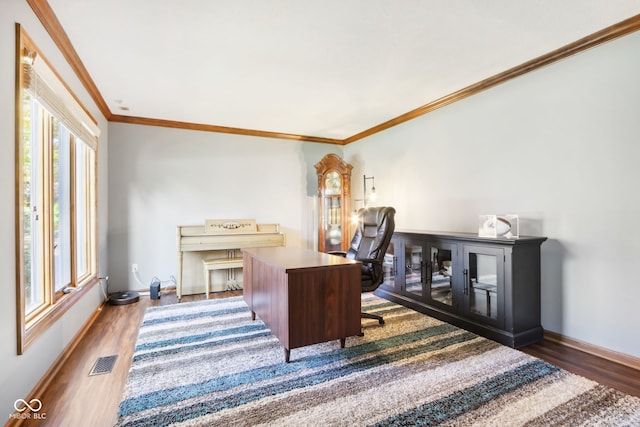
340,338,346,348
251,311,256,321
284,348,290,363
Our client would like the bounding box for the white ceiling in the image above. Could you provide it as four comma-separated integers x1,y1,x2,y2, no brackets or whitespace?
47,0,640,140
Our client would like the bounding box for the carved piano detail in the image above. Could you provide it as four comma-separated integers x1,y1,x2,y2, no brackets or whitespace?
176,220,285,300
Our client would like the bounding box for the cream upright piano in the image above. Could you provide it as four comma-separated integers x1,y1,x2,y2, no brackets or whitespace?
176,219,285,300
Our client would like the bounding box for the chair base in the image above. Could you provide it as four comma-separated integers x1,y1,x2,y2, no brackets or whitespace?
361,312,385,325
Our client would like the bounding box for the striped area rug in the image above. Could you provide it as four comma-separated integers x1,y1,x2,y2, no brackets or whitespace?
117,295,640,426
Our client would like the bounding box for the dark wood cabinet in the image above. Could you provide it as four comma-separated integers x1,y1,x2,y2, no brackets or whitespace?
376,230,547,348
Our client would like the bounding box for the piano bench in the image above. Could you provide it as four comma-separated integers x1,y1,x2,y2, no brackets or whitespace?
202,258,244,297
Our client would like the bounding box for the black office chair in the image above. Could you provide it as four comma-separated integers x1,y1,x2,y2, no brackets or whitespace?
331,206,396,325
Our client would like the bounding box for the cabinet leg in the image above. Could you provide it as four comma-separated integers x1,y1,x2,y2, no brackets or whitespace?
284,348,290,363
340,338,346,348
251,311,256,321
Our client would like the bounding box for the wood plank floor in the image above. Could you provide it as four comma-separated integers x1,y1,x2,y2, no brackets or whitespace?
13,290,640,427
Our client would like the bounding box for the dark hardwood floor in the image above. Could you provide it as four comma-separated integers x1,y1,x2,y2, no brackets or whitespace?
522,340,640,398
10,290,639,427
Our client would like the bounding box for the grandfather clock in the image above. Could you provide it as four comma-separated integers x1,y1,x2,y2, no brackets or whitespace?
315,154,352,252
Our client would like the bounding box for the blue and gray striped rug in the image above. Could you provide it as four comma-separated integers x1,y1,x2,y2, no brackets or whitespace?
117,295,640,426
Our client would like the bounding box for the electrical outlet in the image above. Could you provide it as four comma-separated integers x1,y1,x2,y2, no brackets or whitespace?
131,263,138,273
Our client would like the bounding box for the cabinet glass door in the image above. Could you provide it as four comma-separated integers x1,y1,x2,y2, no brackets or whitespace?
404,243,424,298
382,239,399,289
464,246,504,327
427,243,456,309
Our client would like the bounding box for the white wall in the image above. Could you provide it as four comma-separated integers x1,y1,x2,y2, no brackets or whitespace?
107,122,340,293
345,31,640,358
3,3,639,420
0,0,109,419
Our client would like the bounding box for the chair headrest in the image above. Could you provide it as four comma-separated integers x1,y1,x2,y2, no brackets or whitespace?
359,206,396,227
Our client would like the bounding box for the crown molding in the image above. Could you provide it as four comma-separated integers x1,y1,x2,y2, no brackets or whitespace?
26,0,112,120
27,1,640,145
344,13,640,144
27,0,345,144
109,115,345,144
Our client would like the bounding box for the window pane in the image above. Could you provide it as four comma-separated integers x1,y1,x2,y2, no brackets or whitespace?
23,94,43,312
52,119,72,291
75,139,89,278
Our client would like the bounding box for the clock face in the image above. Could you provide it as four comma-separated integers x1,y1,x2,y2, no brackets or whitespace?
324,171,341,195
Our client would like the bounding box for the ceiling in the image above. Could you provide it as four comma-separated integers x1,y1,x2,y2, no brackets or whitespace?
45,0,640,142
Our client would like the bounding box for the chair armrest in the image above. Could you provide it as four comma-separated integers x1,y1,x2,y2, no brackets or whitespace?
357,258,379,265
328,251,347,257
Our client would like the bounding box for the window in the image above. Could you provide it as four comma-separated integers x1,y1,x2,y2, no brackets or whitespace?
15,25,100,354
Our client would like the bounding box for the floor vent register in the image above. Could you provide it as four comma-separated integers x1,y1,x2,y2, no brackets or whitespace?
89,355,118,376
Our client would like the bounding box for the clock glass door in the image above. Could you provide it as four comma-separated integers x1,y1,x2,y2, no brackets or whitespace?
322,171,343,252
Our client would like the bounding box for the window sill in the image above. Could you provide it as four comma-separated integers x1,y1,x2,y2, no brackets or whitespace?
19,277,99,355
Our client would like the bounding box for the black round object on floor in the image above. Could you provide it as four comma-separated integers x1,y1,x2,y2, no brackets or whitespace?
108,291,140,305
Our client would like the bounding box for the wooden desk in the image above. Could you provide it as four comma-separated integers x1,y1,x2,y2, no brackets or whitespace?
242,246,362,362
